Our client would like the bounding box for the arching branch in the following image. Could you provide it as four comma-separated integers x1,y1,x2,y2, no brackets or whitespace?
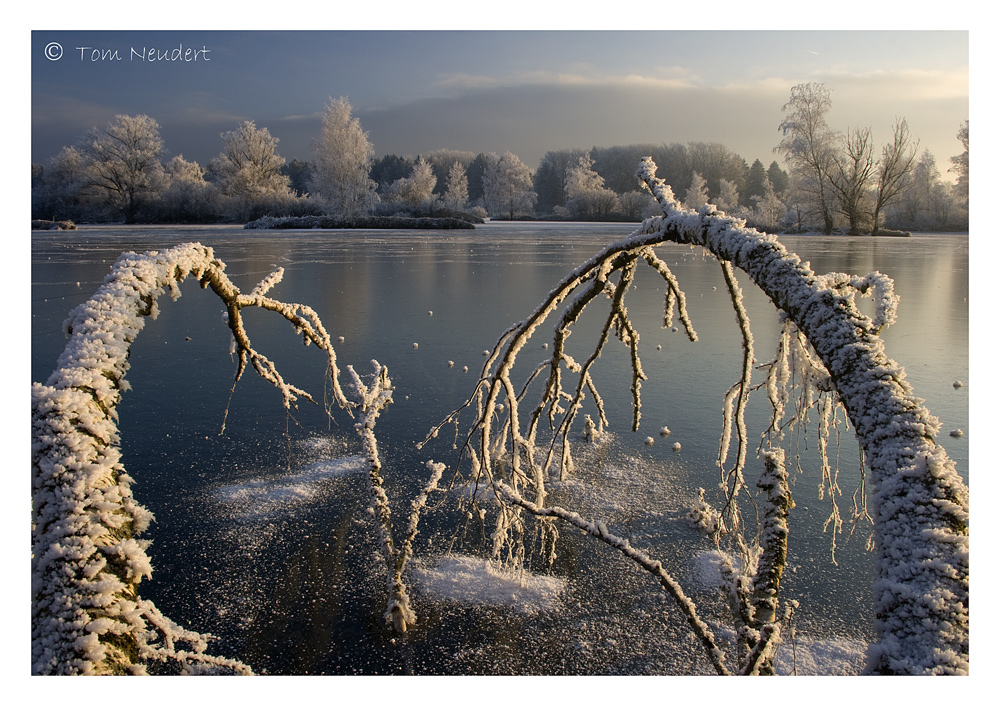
634,157,968,675
31,243,362,674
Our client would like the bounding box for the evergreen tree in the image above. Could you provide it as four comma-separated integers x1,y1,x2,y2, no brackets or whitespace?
766,161,789,197
744,159,768,206
370,154,414,193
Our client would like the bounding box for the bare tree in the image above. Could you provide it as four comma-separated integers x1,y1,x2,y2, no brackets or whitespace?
871,118,919,235
949,119,969,210
776,83,838,234
829,126,875,234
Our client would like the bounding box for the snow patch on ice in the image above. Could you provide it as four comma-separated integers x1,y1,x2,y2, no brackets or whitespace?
688,549,735,589
411,555,566,615
773,635,869,675
213,455,366,518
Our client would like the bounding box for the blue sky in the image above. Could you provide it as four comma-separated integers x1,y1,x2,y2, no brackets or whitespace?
30,27,969,175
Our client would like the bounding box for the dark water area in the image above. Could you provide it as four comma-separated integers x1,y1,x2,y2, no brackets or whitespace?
30,223,969,675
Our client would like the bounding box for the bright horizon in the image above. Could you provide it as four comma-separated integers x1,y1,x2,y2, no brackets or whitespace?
30,28,968,179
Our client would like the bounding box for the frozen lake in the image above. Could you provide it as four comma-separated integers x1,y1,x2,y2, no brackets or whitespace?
31,222,968,674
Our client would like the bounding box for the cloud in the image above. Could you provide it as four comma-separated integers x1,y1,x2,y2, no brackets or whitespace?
432,67,703,94
355,81,785,168
819,68,969,102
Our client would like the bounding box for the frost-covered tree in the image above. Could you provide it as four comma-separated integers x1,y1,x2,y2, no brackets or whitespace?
427,157,967,675
32,146,92,221
776,83,839,234
617,190,656,221
209,121,293,221
442,160,470,211
32,243,444,673
564,153,605,199
79,114,166,223
749,177,786,233
383,156,438,210
310,96,379,218
887,150,960,231
482,150,537,220
716,178,740,212
33,160,970,676
157,155,218,223
564,153,620,220
423,149,477,195
683,171,709,209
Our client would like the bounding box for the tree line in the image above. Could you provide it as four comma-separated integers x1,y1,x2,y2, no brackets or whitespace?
31,87,969,232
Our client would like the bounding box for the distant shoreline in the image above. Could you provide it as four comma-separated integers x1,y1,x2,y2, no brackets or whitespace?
244,214,479,230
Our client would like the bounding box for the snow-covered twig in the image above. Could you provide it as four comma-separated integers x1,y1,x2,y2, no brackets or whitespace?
345,362,443,634
717,260,754,534
494,481,730,676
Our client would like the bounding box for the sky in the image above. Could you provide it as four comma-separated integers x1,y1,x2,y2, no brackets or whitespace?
29,26,969,178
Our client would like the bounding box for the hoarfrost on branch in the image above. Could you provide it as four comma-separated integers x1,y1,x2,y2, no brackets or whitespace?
425,157,967,676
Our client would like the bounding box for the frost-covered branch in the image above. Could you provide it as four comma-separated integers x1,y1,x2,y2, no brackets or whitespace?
633,158,968,674
717,260,754,535
429,158,966,676
31,242,362,674
346,362,443,634
432,218,700,575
